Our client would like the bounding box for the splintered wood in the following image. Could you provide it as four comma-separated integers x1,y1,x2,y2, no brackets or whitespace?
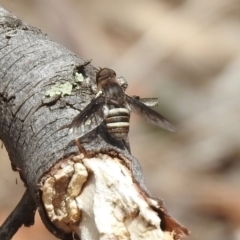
41,154,188,240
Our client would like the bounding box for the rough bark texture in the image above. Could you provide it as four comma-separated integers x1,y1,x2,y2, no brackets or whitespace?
0,6,147,239
0,7,87,239
0,6,189,240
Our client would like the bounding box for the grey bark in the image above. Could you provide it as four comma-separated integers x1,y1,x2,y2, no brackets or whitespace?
0,7,88,239
0,6,145,239
0,6,189,240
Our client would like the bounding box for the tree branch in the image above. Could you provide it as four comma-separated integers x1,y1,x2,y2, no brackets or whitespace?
0,189,36,240
0,6,189,240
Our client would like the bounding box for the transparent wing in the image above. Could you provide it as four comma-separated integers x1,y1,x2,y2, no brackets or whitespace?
132,95,159,107
126,95,176,132
69,95,108,138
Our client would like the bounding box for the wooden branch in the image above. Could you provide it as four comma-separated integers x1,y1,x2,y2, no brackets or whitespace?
0,6,189,240
0,189,36,240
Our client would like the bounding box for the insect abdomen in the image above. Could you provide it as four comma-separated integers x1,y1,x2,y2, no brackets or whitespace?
105,108,130,140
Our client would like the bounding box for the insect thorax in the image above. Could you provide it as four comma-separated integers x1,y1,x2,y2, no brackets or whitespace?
104,107,130,140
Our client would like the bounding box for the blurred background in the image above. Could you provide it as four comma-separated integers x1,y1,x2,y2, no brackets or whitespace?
0,0,240,239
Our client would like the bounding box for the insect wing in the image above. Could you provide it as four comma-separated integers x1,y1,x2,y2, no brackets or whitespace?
69,95,108,138
126,95,176,132
132,96,159,107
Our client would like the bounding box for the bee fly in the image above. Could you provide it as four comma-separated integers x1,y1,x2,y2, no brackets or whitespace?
67,68,175,145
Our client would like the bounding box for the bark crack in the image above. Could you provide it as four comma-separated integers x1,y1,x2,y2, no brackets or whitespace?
0,7,189,240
